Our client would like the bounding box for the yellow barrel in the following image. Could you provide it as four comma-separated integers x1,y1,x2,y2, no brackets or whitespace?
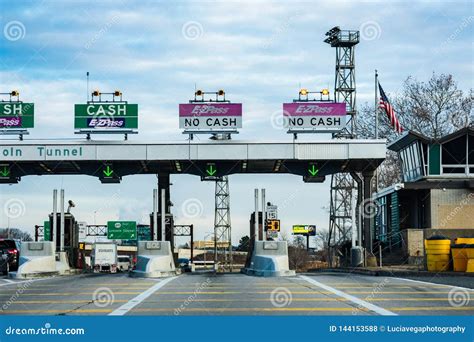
455,238,474,244
466,259,474,273
452,245,468,272
425,238,451,272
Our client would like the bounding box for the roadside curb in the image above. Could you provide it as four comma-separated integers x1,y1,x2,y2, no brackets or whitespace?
306,268,474,278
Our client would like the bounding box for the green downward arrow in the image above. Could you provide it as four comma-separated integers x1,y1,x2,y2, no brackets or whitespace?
103,166,114,177
308,164,319,176
206,165,217,176
0,166,10,177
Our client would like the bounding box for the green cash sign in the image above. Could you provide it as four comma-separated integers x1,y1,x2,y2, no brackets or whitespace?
0,103,34,128
74,104,138,129
107,221,137,240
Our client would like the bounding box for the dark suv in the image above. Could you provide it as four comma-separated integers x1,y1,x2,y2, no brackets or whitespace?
0,239,21,275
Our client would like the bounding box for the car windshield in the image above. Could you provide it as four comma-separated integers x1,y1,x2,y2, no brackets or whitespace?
0,240,16,249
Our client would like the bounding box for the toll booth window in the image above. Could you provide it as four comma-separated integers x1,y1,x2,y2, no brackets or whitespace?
399,141,424,181
441,134,468,174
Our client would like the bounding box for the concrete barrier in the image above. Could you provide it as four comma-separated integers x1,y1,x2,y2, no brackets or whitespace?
55,251,73,275
130,241,177,278
9,242,58,279
242,241,295,277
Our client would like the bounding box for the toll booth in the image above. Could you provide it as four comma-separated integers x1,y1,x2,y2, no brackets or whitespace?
47,213,80,268
149,213,174,247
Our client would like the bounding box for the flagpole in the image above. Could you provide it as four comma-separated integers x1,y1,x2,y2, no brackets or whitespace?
375,70,379,193
375,69,379,139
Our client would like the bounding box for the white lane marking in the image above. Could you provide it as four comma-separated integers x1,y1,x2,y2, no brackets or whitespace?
390,277,474,291
0,277,53,287
109,276,179,316
299,275,397,316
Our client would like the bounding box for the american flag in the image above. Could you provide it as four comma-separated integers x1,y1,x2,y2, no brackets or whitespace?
379,83,403,133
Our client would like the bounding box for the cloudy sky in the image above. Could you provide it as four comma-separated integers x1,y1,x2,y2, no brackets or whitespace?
0,0,472,245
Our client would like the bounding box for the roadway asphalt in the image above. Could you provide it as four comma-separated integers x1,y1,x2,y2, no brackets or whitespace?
0,272,473,316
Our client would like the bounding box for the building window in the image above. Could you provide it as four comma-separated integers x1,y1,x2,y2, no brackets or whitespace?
399,142,424,181
441,134,470,175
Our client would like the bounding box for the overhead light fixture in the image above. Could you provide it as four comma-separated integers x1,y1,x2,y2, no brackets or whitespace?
321,89,329,96
10,90,19,97
114,90,122,97
299,88,308,96
218,89,225,96
92,90,100,97
195,89,203,96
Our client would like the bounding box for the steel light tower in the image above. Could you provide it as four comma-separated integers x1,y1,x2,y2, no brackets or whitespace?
324,27,360,257
214,176,232,271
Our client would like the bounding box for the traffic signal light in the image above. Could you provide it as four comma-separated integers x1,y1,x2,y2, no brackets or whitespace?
218,89,225,96
10,90,19,97
92,90,100,97
114,90,122,97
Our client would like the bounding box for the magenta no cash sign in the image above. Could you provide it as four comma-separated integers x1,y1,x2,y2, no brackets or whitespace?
283,102,346,116
179,103,242,117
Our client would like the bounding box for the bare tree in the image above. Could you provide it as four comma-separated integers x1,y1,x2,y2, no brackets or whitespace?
357,73,473,188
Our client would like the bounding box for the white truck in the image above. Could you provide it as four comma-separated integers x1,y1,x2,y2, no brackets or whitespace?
91,243,118,273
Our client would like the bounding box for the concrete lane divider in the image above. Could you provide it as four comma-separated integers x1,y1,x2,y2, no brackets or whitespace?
9,242,59,279
242,241,296,277
109,276,179,316
299,275,397,316
130,241,177,278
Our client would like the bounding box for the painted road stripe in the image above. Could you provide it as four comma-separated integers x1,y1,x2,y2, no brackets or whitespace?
389,277,474,291
299,275,397,316
109,276,178,316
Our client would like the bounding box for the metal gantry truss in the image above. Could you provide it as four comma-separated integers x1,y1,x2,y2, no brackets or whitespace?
214,176,233,271
325,27,360,255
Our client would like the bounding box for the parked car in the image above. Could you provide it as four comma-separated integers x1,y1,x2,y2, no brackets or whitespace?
0,239,21,275
117,255,131,272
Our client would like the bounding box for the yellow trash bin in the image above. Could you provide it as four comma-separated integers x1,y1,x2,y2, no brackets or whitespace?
455,238,474,244
451,244,469,272
425,238,451,272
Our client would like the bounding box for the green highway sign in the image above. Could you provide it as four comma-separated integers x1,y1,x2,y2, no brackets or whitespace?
44,221,51,241
107,221,137,240
0,103,34,128
74,103,138,129
206,163,217,176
